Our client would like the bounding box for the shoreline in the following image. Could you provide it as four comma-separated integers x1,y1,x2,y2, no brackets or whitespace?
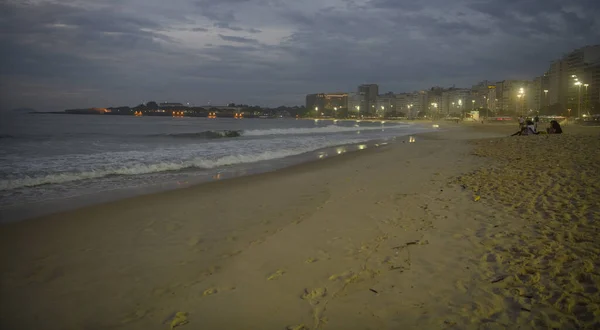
1,124,597,329
0,124,436,223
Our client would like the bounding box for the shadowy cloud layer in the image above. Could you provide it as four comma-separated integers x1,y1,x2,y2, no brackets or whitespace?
1,0,599,110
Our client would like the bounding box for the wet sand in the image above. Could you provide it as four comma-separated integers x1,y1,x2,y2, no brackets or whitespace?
1,124,599,329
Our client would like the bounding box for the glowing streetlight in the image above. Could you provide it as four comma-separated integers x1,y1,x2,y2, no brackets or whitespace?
575,81,582,118
583,84,589,116
543,89,549,111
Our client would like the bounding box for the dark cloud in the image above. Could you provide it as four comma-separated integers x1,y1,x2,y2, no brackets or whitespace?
218,34,260,44
214,22,243,31
1,0,599,110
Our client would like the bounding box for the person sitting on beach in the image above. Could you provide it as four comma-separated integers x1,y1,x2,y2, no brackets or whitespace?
511,119,539,136
518,116,525,129
547,120,563,134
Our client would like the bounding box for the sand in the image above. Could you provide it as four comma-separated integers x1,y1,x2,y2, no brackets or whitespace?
1,124,599,329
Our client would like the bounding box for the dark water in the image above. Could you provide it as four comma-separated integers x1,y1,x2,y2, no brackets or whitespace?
0,112,431,221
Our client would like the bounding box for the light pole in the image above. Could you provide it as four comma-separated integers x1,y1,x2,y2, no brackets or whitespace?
575,81,582,119
584,84,589,115
543,89,548,113
458,99,462,118
471,99,475,111
484,96,488,119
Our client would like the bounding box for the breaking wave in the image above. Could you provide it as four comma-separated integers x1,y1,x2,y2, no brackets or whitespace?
244,124,404,136
152,130,242,139
0,139,368,191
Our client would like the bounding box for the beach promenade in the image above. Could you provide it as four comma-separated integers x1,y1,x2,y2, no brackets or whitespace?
1,123,599,329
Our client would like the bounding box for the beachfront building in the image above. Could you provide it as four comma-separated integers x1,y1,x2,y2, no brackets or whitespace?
396,91,427,118
395,93,411,117
357,84,379,116
487,85,498,115
496,80,530,115
564,45,600,114
441,88,470,116
395,92,423,119
542,44,600,115
426,87,444,118
528,76,544,113
470,81,493,110
545,59,569,110
347,92,364,117
376,92,396,117
305,93,348,117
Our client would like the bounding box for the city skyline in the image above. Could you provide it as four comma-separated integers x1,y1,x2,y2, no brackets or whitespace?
1,0,600,111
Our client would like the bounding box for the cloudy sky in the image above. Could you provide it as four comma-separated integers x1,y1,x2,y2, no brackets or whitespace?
1,0,599,110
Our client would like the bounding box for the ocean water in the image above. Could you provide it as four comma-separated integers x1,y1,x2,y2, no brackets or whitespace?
0,112,431,221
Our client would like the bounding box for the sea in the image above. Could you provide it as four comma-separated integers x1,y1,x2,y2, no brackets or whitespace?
0,112,433,222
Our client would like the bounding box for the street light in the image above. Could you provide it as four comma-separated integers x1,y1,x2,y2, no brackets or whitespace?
471,99,475,111
575,81,582,118
584,84,589,115
483,96,488,118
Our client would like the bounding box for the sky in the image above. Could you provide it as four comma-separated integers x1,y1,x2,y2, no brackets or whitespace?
1,0,599,111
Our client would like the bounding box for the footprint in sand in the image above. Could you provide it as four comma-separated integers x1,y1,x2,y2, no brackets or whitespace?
267,269,285,280
305,258,318,264
120,309,149,324
168,312,188,329
203,288,218,296
250,238,266,246
301,288,327,300
328,271,354,281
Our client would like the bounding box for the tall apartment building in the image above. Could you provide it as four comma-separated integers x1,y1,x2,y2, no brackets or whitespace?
529,76,543,112
471,80,493,109
395,92,425,118
376,92,396,117
426,87,444,117
357,84,379,116
347,92,364,117
543,45,600,115
565,45,600,112
546,59,568,108
395,93,411,117
441,88,471,115
497,80,530,115
587,62,600,113
487,85,498,114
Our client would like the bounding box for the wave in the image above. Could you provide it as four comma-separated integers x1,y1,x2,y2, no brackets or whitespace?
243,124,405,136
0,134,14,139
153,130,241,139
0,139,368,191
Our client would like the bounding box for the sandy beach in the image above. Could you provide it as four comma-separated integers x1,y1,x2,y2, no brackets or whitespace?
1,123,599,329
